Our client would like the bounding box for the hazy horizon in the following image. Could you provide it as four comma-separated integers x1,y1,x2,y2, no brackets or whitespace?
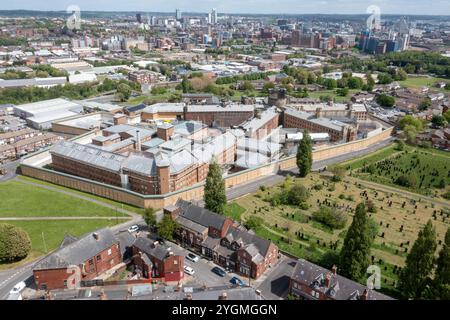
1,0,450,16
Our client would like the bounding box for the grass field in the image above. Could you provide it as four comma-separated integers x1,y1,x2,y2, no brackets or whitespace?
399,76,448,90
0,219,126,265
308,89,361,103
229,168,450,297
0,180,132,217
344,145,450,197
17,175,144,215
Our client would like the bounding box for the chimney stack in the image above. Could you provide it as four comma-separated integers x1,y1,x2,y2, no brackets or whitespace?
325,273,332,288
219,292,228,300
360,289,369,300
331,265,337,275
136,130,141,151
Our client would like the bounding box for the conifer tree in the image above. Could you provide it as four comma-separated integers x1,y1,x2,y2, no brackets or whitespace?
399,220,437,299
296,130,313,177
204,158,227,215
433,227,450,299
339,203,373,281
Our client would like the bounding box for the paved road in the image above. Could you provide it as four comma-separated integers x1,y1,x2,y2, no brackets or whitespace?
0,159,21,182
352,177,450,208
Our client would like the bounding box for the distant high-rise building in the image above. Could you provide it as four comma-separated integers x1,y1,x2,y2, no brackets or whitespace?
136,14,142,23
176,9,182,20
210,8,218,25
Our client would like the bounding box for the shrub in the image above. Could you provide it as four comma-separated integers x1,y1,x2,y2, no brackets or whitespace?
366,200,377,213
245,216,263,231
299,202,309,210
0,223,31,262
312,207,347,230
395,174,418,189
287,184,310,205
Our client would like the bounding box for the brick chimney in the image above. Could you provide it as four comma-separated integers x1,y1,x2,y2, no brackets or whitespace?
331,265,337,275
219,292,228,300
360,289,369,300
157,123,174,141
325,273,332,288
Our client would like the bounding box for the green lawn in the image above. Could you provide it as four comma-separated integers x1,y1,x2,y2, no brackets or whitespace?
17,175,144,215
224,202,246,221
308,89,360,103
399,76,448,90
339,143,398,170
1,219,126,256
0,180,132,217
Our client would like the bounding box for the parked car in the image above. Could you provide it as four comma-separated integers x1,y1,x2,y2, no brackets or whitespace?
184,266,195,276
211,267,226,277
230,276,244,286
186,253,199,263
9,281,26,295
127,225,139,233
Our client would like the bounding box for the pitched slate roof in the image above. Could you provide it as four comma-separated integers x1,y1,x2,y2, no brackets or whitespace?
132,237,169,262
33,228,118,271
290,259,394,300
176,199,229,231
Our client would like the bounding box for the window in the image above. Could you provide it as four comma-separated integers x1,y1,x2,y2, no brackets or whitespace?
88,259,94,265
96,255,101,261
41,284,47,290
63,280,68,287
107,249,112,256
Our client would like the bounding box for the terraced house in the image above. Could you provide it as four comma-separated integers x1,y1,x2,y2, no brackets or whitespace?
164,200,279,279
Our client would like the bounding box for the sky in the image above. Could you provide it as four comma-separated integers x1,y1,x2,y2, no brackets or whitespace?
1,0,450,16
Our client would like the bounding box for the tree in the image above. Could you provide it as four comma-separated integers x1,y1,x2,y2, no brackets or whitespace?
157,215,179,241
418,98,432,111
376,94,396,108
435,228,450,291
336,87,349,97
404,125,418,145
116,83,131,101
204,158,227,215
399,220,437,299
431,115,448,128
245,216,263,231
0,223,31,262
312,207,347,230
143,207,157,230
296,131,313,178
287,183,310,206
399,115,423,131
339,203,373,281
444,110,450,123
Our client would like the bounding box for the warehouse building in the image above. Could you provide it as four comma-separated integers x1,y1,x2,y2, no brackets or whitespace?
13,98,83,130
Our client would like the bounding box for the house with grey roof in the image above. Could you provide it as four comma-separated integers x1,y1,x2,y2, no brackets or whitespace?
289,259,394,300
32,228,122,290
131,237,184,282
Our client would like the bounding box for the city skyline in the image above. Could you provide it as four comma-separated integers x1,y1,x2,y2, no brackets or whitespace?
1,0,450,16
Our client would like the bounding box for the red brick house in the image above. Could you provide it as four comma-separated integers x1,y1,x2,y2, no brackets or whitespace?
131,237,184,282
33,229,121,290
165,200,279,280
288,259,393,300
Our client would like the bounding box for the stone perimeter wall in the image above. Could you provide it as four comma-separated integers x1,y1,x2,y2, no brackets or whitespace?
21,127,394,209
